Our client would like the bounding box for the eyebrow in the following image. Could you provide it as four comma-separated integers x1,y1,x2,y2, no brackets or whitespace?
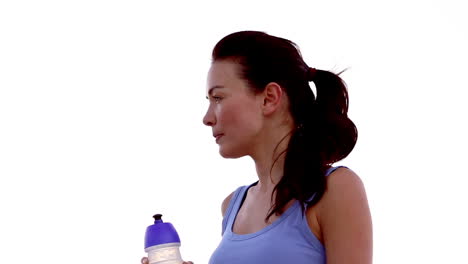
206,85,224,99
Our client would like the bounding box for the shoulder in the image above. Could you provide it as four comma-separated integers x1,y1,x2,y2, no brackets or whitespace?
313,167,373,263
316,166,369,223
221,183,256,217
221,191,235,217
323,166,367,199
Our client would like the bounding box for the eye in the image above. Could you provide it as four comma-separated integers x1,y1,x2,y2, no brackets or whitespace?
212,96,222,103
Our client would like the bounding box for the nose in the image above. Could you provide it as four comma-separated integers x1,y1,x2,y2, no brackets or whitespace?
203,106,216,127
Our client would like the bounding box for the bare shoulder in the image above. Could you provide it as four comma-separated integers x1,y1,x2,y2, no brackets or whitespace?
325,167,366,196
316,166,370,221
221,191,235,217
315,167,373,264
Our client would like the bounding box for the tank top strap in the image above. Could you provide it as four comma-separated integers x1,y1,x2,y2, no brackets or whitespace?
221,166,348,234
221,182,257,235
325,165,347,176
306,165,347,203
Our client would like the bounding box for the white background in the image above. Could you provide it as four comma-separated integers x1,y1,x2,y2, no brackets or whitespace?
1,0,467,263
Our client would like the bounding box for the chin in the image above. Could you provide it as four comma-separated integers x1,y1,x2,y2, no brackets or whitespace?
218,146,245,159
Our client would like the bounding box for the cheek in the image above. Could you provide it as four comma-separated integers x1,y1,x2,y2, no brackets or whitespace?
218,101,260,131
217,105,241,126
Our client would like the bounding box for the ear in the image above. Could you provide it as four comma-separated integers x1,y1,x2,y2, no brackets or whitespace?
261,82,283,116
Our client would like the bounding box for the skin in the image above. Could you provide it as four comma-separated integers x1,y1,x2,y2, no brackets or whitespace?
203,60,294,188
206,60,373,263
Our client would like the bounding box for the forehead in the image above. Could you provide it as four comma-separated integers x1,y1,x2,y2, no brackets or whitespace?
207,60,240,85
206,60,255,98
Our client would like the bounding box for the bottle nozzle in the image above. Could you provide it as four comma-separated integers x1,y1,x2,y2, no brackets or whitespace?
153,214,163,223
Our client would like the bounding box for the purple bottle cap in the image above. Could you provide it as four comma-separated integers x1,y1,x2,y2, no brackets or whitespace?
144,214,181,249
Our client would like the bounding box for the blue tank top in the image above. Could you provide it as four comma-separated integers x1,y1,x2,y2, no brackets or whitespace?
209,166,343,264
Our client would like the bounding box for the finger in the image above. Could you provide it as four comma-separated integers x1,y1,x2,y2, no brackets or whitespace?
141,257,149,264
183,262,193,264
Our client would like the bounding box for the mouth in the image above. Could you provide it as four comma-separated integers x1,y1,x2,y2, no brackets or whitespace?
214,133,224,143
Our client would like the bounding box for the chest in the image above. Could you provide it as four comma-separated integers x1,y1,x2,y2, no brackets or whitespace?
210,192,326,264
232,193,295,235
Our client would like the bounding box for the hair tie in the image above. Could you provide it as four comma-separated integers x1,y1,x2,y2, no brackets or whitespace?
308,67,317,81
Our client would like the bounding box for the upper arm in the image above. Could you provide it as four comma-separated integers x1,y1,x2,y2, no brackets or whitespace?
221,191,235,217
316,168,373,264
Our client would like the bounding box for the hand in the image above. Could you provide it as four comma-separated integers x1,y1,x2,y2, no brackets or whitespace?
141,257,193,264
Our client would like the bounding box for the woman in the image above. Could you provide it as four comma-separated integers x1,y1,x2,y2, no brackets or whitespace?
143,30,372,264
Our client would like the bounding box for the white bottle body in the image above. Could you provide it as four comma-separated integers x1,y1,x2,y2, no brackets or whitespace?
145,242,183,264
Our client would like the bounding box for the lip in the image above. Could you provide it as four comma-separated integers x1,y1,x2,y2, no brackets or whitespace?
214,133,224,143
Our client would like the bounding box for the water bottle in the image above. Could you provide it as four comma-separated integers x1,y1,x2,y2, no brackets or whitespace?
144,214,183,264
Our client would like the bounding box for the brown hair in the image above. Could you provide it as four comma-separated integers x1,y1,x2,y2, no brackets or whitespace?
212,31,358,220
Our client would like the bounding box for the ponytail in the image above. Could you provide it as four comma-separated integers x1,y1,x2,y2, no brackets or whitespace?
313,69,357,165
268,69,357,220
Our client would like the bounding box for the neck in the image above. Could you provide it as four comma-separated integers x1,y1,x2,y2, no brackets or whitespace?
250,126,294,196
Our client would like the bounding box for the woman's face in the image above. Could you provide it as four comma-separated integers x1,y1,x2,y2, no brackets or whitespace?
203,60,264,158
